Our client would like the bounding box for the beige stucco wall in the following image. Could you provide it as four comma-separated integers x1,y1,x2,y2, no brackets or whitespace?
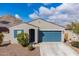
9,23,38,44
29,19,65,30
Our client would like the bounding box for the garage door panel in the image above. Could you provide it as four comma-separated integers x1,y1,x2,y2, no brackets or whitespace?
39,31,61,42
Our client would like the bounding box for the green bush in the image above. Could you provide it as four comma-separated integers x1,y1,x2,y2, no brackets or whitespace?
17,32,29,47
28,43,35,51
0,33,4,45
71,41,79,48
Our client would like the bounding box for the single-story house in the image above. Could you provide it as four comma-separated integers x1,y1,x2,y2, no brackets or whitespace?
8,18,65,44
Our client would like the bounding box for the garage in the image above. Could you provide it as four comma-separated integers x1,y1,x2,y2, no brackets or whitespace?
39,31,61,42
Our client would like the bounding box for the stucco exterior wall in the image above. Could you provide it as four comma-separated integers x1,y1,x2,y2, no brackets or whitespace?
9,23,38,44
29,19,65,30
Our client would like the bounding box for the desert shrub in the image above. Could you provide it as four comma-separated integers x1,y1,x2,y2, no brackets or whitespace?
0,33,4,45
28,43,35,51
17,32,29,47
71,41,79,48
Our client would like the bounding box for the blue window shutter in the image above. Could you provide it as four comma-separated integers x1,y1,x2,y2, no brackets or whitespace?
14,30,24,38
14,30,17,38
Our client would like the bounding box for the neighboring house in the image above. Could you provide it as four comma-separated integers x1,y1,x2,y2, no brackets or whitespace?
0,15,22,42
8,18,65,44
0,15,22,28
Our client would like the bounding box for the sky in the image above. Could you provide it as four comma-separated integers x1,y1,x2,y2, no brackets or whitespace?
0,3,62,21
0,3,79,26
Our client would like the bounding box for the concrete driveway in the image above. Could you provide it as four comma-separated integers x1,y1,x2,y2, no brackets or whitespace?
40,42,78,56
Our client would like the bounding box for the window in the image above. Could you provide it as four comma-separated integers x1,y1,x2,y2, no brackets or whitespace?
14,30,24,38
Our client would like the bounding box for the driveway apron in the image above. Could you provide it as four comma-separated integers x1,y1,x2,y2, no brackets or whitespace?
40,42,78,56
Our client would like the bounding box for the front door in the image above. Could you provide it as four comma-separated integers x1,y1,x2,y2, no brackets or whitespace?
29,29,35,42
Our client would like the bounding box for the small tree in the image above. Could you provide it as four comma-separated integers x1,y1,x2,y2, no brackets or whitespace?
0,33,4,45
66,22,76,30
17,32,29,47
66,21,79,39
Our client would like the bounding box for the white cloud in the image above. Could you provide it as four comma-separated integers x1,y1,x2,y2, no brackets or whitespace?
50,3,79,25
15,14,21,19
39,6,55,16
29,13,40,19
29,6,55,19
48,3,79,25
29,3,79,26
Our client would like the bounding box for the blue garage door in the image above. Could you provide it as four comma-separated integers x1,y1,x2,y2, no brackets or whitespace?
39,31,61,42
